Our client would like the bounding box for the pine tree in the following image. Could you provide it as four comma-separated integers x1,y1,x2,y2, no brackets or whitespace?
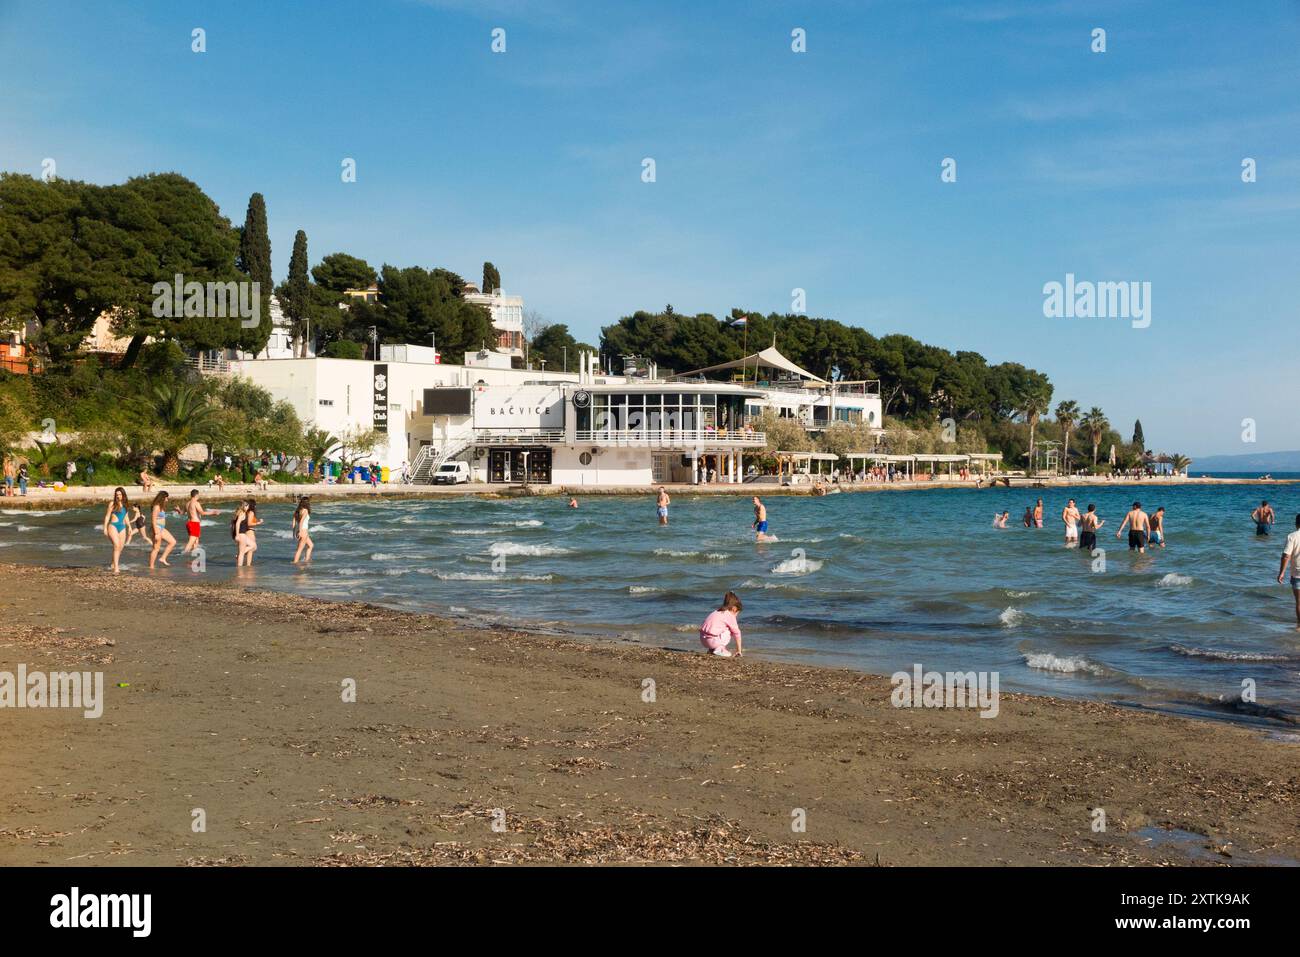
482,261,500,294
238,193,273,354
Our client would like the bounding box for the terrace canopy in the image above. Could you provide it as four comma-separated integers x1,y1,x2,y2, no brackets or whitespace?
772,450,838,482
678,346,826,385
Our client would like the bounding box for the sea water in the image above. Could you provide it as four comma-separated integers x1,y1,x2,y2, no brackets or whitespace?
3,484,1298,728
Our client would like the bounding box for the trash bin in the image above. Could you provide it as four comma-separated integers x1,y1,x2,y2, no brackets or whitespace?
381,466,390,483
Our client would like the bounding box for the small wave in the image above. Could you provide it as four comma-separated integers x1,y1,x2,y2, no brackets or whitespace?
1022,652,1107,675
5,508,69,515
629,585,660,594
999,607,1025,627
15,525,37,532
434,571,552,581
1170,644,1291,663
383,568,411,577
489,542,569,557
654,548,700,558
1156,573,1193,587
1005,590,1035,599
705,552,729,561
771,556,823,575
493,519,543,527
334,567,367,576
450,528,490,535
58,544,90,551
739,578,789,590
369,552,401,562
272,530,293,539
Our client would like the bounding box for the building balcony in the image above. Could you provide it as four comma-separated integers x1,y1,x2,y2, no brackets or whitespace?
474,429,566,445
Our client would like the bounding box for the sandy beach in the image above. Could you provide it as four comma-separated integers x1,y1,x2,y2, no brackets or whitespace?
2,562,1296,866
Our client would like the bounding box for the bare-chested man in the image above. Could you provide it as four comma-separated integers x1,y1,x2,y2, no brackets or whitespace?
752,496,771,542
1252,500,1275,537
1080,504,1104,552
1033,498,1044,528
656,486,670,526
183,488,221,556
1062,499,1081,546
1116,501,1150,553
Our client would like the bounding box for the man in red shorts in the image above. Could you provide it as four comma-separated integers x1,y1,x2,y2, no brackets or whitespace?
183,489,220,557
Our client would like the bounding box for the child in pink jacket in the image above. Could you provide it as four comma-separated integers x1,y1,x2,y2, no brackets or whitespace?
700,591,744,658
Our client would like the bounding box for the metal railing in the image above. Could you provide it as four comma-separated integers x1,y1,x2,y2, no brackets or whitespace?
183,355,233,374
472,430,566,445
577,429,766,447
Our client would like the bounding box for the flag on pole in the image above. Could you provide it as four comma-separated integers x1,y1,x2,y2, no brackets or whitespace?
730,315,748,327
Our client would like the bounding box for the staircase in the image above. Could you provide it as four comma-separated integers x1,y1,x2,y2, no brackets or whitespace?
409,439,473,484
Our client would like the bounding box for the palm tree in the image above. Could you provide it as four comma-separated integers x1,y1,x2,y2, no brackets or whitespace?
1080,407,1109,466
1017,385,1053,475
1169,453,1192,476
151,383,219,477
303,427,341,471
1054,400,1080,475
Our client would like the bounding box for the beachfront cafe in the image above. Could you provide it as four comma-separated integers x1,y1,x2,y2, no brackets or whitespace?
843,452,1003,482
772,451,840,484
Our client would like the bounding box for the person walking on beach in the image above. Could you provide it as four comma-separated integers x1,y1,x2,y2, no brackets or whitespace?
656,486,670,526
1080,504,1104,552
1116,501,1151,553
291,496,314,564
699,591,744,658
752,496,771,542
1276,513,1300,627
102,486,129,573
1062,499,1081,546
17,461,29,496
1252,500,1275,537
1033,498,1044,528
1149,506,1167,548
148,491,178,568
182,489,220,557
2,455,14,496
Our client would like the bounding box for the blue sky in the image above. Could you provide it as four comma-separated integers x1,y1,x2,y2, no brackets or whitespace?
2,0,1298,456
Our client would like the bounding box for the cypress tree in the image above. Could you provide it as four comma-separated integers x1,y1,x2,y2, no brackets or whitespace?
239,192,273,353
1132,419,1144,449
285,229,310,356
482,261,500,294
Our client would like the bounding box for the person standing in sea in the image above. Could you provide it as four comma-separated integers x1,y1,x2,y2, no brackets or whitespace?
1276,513,1300,627
1062,499,1081,546
1252,500,1275,537
1080,504,1103,552
1149,507,1167,548
752,496,771,542
1033,498,1044,528
102,486,129,574
1116,501,1151,553
656,486,670,526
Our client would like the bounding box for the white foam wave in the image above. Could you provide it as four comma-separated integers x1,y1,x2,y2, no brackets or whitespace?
654,548,700,558
58,544,90,551
628,585,660,594
1022,652,1106,675
489,542,569,557
999,607,1025,627
1155,573,1193,587
1170,644,1289,663
771,557,823,575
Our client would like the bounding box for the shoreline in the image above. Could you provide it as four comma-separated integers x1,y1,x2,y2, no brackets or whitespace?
2,562,1297,866
2,473,1295,510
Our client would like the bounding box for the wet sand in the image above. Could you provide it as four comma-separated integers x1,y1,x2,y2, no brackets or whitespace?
1,563,1296,866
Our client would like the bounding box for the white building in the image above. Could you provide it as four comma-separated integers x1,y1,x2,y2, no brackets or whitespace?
230,350,767,486
463,287,525,357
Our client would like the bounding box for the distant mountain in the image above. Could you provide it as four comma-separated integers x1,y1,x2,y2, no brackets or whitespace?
1191,450,1300,473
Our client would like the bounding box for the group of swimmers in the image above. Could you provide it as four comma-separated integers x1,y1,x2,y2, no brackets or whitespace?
100,488,314,573
993,497,1166,552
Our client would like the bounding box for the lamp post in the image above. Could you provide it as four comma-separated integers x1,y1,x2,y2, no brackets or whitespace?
369,326,378,360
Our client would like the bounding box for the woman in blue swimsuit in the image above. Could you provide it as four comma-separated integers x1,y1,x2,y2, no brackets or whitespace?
149,490,177,569
102,486,129,573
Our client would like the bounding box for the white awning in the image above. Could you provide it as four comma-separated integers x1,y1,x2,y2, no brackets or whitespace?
678,346,826,384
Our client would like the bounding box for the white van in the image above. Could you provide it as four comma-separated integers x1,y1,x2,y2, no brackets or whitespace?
432,461,471,485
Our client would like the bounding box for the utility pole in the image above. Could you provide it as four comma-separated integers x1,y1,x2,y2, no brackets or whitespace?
369,325,378,360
